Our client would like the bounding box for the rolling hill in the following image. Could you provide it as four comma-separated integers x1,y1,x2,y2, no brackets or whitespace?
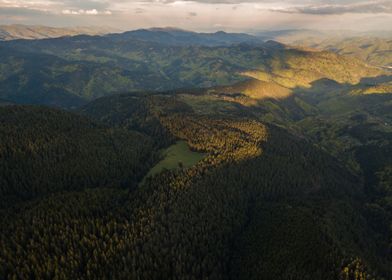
0,30,385,108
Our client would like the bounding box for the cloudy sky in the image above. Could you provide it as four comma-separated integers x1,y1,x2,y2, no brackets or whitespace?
0,0,391,32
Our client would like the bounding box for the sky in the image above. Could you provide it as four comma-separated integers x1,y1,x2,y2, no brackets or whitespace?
0,0,392,32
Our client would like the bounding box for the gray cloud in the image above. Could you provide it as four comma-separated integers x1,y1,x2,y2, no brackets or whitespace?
271,1,392,14
0,0,113,15
0,7,44,16
1,0,392,31
135,8,146,14
61,0,110,10
135,0,298,3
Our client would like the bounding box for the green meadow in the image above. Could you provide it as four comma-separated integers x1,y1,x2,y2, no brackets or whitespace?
146,141,205,177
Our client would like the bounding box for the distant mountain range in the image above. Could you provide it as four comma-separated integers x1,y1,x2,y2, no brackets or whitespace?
0,25,264,46
0,24,117,41
2,25,391,68
262,29,392,67
107,27,264,46
289,37,392,68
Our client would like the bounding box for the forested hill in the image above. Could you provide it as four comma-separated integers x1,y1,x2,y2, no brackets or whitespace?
2,92,390,278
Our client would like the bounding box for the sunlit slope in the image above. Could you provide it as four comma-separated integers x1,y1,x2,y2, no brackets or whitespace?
214,79,291,100
351,81,392,95
318,37,392,67
242,49,383,88
211,48,385,101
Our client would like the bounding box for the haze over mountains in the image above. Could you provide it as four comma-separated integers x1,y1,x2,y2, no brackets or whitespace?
271,30,392,68
2,24,391,68
1,24,392,279
0,24,117,41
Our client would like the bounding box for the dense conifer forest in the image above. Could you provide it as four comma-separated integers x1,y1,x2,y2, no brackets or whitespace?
1,92,391,279
0,106,158,206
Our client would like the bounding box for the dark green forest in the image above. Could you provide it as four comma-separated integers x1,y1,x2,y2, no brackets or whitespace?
1,91,392,279
0,106,158,205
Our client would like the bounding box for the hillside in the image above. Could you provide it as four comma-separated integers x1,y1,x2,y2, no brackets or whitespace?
209,48,385,103
241,48,383,87
214,79,292,100
0,46,157,108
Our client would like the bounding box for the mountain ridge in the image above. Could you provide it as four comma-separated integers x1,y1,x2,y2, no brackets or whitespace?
0,24,117,41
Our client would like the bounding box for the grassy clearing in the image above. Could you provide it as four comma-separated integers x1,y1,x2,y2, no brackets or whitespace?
146,141,205,178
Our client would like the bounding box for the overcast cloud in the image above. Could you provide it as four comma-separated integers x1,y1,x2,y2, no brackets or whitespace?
0,0,391,31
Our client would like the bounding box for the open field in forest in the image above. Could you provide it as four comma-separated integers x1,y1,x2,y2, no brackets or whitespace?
146,141,205,177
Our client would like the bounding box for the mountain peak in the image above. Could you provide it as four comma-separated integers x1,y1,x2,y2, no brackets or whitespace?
148,27,192,33
262,40,286,49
